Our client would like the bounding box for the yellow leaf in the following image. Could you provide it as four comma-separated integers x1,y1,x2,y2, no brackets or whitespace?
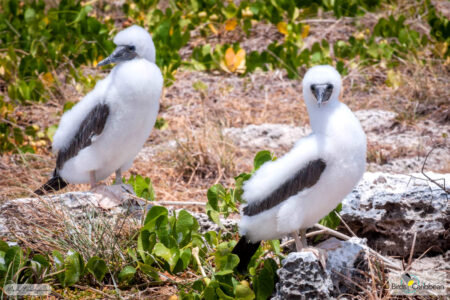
355,32,365,40
208,23,218,35
168,296,178,300
222,48,246,73
225,18,238,31
224,48,236,72
301,24,310,39
42,72,54,86
386,70,402,89
94,55,104,67
434,42,447,58
234,49,246,74
277,21,288,35
242,7,253,18
169,27,174,36
43,16,49,25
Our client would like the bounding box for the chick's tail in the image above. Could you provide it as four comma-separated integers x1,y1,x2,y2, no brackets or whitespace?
231,235,261,272
34,170,68,195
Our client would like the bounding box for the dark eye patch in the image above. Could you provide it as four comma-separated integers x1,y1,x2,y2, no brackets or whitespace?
128,45,136,51
326,84,333,90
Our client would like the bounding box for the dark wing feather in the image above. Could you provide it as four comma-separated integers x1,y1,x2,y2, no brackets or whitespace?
231,236,261,273
243,159,326,217
56,103,109,170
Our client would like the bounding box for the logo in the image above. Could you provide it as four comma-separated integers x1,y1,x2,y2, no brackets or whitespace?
389,271,447,296
399,272,420,294
4,284,51,296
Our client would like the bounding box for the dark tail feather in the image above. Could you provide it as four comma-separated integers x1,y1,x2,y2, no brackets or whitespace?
34,172,68,195
231,236,261,272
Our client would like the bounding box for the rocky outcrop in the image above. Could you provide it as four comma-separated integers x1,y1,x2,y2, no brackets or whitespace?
272,251,334,300
272,237,369,299
341,172,450,257
317,237,369,295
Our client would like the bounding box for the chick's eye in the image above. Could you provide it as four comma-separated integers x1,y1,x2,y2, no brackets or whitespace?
128,45,136,51
326,84,333,90
311,85,316,91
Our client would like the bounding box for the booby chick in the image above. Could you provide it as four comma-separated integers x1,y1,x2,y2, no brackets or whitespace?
232,65,366,271
35,25,163,201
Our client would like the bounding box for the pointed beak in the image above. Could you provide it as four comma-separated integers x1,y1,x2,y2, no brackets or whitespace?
97,45,137,67
311,84,333,107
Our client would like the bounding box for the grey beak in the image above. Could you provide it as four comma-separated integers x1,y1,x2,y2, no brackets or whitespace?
98,45,137,67
312,84,333,107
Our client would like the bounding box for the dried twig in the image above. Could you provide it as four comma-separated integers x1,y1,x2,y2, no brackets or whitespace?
421,146,449,194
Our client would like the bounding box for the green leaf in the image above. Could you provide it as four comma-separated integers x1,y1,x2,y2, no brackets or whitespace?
215,242,239,275
253,259,278,300
216,287,234,300
127,175,155,201
0,240,9,252
138,230,157,263
176,210,198,245
118,265,136,283
0,251,6,272
64,251,84,287
235,284,255,300
63,101,75,112
24,8,36,23
52,250,65,284
86,256,107,282
138,262,160,281
318,203,342,230
143,205,168,227
253,150,274,170
153,242,173,267
155,117,168,130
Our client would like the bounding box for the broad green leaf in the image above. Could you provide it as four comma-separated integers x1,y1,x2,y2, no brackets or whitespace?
127,175,155,201
118,265,136,283
216,254,239,273
143,205,168,227
253,259,278,300
153,242,174,270
235,283,255,300
253,150,274,170
0,240,9,252
64,251,84,287
138,263,160,281
138,230,156,262
216,287,234,300
86,256,107,282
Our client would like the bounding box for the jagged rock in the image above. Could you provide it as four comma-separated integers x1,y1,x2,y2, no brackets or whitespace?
317,237,369,296
354,109,397,132
189,212,237,234
341,172,450,257
272,238,370,299
223,123,310,150
272,251,334,300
